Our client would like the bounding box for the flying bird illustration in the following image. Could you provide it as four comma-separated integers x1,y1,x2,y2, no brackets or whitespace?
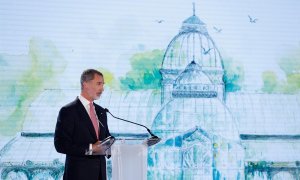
213,26,222,33
155,19,164,23
248,15,258,23
202,47,212,55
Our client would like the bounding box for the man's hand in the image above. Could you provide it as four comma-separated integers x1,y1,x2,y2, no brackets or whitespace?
92,141,106,155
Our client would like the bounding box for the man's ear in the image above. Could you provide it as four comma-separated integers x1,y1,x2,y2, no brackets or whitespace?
82,81,88,89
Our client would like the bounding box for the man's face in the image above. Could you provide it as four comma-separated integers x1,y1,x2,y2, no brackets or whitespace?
83,74,104,101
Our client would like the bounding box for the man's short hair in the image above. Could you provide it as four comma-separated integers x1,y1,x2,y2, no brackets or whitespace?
80,69,103,89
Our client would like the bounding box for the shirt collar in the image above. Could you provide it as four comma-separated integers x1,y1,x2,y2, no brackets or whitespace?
78,94,92,107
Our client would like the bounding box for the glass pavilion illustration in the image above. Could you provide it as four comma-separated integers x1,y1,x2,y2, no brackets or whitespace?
1,7,300,180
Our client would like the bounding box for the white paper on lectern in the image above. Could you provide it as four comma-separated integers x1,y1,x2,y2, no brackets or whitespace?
111,144,147,180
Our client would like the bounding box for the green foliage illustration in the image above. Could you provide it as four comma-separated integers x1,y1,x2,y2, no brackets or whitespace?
261,71,278,93
222,57,245,92
97,67,120,90
0,38,66,135
120,49,164,90
262,46,300,93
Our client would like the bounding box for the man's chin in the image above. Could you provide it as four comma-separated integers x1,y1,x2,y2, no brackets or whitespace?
95,94,101,99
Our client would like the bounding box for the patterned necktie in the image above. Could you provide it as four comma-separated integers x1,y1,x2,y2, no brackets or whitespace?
89,102,99,139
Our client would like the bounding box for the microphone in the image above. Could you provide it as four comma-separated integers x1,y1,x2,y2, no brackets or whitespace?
94,108,115,147
96,111,115,152
104,108,161,146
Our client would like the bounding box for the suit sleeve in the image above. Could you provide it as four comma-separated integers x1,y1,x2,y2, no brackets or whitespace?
54,107,88,156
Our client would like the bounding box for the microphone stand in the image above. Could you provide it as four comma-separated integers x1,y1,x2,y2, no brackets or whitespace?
105,108,161,146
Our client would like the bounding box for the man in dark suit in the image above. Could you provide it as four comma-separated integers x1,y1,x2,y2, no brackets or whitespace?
54,69,111,180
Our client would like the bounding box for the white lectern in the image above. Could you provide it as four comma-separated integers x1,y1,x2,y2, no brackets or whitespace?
111,142,148,180
104,109,161,180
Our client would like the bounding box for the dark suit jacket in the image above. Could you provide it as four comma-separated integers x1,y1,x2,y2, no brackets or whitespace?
54,97,110,180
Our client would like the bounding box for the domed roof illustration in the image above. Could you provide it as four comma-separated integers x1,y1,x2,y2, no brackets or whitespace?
160,5,225,104
181,13,206,33
172,61,217,98
175,60,211,84
161,7,223,71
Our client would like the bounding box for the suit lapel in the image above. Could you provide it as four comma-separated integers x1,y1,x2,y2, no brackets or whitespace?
75,98,98,141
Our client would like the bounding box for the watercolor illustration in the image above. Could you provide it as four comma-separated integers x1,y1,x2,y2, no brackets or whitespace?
0,0,300,179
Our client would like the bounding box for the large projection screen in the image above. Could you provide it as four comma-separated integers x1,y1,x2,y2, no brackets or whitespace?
1,0,300,179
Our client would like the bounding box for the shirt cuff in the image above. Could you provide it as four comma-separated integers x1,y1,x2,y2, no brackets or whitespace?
85,144,93,155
